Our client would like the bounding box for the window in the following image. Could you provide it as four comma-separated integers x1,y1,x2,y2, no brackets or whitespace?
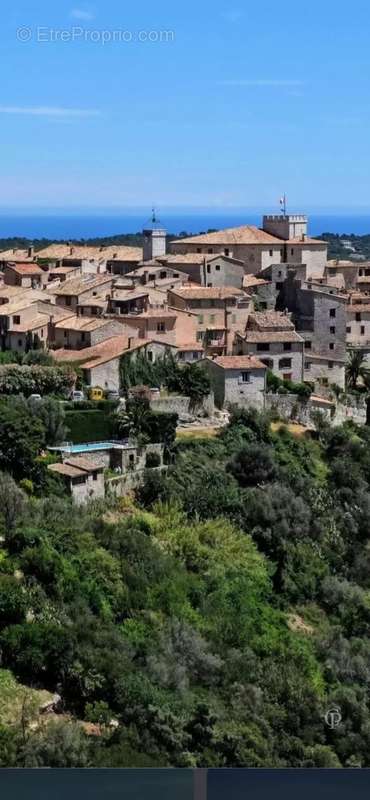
361,326,365,335
192,352,198,360
64,330,67,338
207,248,213,254
13,315,20,324
40,329,44,338
330,326,336,334
257,343,270,352
157,322,165,333
18,339,22,347
283,342,292,351
305,341,312,349
224,248,230,256
279,357,292,369
93,473,98,481
240,371,251,383
215,264,220,271
207,264,211,274
160,271,167,279
278,270,282,277
178,351,185,360
305,361,311,370
196,331,203,341
65,297,72,306
81,332,86,343
276,282,283,290
329,343,335,350
269,250,273,257
291,248,294,256
320,377,329,387
347,326,351,334
197,248,201,253
147,351,153,362
207,282,213,288
330,308,336,318
356,313,362,322
328,362,334,369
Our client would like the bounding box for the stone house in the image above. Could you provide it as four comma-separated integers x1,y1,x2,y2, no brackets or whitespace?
200,355,266,410
280,277,347,389
107,288,150,316
167,286,251,355
234,310,304,383
4,262,46,289
152,253,245,289
53,334,132,392
51,316,135,351
170,214,327,277
48,456,105,505
126,338,204,364
0,297,68,353
52,275,113,312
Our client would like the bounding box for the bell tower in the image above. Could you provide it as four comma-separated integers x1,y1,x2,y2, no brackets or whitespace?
143,208,167,261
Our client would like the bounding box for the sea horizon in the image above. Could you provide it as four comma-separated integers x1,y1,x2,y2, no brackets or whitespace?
0,211,369,240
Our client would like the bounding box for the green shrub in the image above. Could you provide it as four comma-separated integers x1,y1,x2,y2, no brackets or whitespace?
146,451,161,468
65,410,115,443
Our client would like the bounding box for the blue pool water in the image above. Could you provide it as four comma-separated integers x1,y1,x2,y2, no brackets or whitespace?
58,441,120,453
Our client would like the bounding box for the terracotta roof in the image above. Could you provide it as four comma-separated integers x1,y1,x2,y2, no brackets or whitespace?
347,305,370,314
48,462,87,478
0,249,32,262
139,308,178,318
111,289,149,302
177,342,204,351
54,316,113,332
53,334,131,369
209,355,267,370
244,330,304,343
169,286,245,300
304,353,346,364
247,311,294,331
53,275,112,296
287,237,326,246
65,456,102,472
36,244,142,262
6,262,43,275
310,395,335,406
243,275,269,288
11,313,49,332
171,225,283,246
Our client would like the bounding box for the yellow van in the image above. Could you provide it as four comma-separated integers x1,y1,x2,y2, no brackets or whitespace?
88,386,104,401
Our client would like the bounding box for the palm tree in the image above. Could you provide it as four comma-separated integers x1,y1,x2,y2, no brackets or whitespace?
346,350,370,390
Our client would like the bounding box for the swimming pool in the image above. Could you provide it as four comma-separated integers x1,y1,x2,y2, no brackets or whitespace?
49,440,129,454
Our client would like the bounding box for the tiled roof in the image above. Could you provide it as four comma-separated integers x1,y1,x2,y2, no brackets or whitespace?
6,263,44,275
347,304,370,313
177,342,204,351
244,330,304,343
36,244,143,262
53,334,131,368
169,286,245,300
48,462,86,478
0,249,32,261
247,311,294,330
12,313,49,332
287,237,326,246
53,275,112,296
171,225,283,246
54,316,112,331
65,456,102,472
243,275,269,288
210,355,267,370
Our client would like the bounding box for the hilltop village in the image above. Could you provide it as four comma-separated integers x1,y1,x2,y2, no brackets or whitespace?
0,212,367,406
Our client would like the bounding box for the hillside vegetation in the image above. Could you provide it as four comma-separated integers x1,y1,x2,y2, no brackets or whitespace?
0,410,370,766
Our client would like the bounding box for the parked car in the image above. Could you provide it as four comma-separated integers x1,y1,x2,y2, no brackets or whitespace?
106,390,120,401
70,390,85,402
29,393,42,402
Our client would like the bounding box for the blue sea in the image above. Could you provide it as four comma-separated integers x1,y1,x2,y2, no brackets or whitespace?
0,211,369,239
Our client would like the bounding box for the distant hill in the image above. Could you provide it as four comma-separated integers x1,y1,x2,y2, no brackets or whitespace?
318,232,370,261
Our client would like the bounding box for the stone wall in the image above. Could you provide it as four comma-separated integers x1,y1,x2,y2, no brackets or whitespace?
265,393,367,428
150,392,215,417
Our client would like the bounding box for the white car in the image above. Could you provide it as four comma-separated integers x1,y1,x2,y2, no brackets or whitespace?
70,390,85,402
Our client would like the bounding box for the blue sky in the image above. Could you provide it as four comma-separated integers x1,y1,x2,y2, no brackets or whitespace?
1,0,370,211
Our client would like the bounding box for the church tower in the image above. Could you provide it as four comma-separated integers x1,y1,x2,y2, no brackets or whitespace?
143,209,167,261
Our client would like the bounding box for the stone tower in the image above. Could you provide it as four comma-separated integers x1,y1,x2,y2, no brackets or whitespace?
262,214,308,241
143,209,167,261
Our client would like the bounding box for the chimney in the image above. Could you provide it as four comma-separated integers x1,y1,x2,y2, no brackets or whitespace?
28,246,34,259
70,246,75,256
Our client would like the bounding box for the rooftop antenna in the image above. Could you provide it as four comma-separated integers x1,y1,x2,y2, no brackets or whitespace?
280,194,287,216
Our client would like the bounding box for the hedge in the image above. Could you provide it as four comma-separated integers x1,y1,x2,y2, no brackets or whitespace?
65,410,115,444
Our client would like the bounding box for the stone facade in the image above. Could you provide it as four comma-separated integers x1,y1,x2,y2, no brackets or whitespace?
200,356,266,411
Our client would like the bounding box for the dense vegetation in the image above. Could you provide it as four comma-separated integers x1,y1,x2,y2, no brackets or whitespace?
319,232,370,261
0,405,370,766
